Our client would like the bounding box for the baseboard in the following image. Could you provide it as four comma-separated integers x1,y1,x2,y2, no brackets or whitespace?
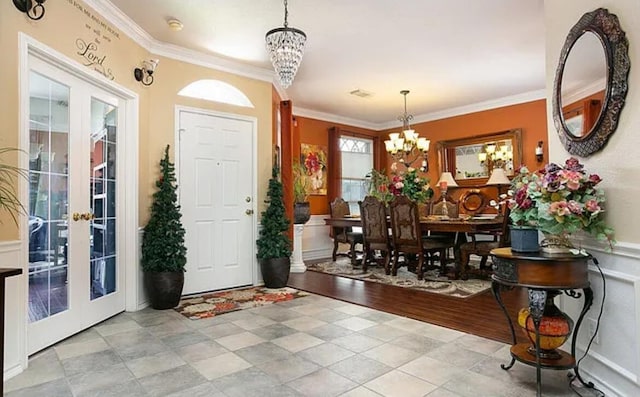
0,240,22,254
303,247,333,261
3,363,24,382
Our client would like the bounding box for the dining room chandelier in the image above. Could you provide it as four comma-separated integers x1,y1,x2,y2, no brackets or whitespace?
265,0,307,89
478,142,513,174
384,90,430,171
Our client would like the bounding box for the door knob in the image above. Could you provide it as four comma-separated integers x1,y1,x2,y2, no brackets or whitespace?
72,212,81,222
81,212,95,220
245,209,254,215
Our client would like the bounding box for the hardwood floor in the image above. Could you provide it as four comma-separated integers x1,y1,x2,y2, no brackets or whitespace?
288,268,529,345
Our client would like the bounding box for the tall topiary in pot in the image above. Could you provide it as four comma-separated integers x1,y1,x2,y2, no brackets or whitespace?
141,145,187,309
256,166,292,288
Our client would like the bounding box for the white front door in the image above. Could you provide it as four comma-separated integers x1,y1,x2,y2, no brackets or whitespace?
178,109,256,295
27,57,126,353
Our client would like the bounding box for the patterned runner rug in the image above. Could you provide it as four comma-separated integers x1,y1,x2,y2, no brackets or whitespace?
307,258,491,298
175,286,310,320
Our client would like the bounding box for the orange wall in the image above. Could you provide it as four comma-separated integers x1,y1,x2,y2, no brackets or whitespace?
294,116,378,214
381,99,548,187
293,99,548,214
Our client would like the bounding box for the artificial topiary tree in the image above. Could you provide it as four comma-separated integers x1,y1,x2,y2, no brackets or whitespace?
256,166,292,260
141,145,187,273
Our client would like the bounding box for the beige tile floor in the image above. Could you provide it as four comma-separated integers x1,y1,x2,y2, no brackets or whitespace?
5,293,600,396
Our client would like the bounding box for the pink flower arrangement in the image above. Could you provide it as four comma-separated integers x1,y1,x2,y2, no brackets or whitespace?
507,157,614,248
367,163,433,204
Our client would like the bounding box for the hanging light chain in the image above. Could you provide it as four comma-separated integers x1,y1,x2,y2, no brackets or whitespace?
283,0,289,28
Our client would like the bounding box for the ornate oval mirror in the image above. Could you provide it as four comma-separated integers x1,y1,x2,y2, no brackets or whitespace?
552,8,630,157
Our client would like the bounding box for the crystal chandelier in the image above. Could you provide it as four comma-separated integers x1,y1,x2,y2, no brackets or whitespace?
265,0,307,89
384,90,430,171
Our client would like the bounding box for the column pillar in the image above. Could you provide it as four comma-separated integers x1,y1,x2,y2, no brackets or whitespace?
290,224,306,273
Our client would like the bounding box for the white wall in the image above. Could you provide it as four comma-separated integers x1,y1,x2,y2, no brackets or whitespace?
545,1,640,396
1,241,26,380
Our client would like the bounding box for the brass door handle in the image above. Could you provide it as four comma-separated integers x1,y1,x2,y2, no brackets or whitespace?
245,209,254,215
73,212,95,221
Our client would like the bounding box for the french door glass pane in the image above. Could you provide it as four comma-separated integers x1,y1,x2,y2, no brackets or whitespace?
28,72,70,323
90,98,117,300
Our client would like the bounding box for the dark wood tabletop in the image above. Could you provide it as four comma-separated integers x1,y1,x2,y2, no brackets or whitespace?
325,216,503,233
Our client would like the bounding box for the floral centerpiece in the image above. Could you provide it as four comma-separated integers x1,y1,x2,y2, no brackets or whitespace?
367,162,433,204
506,157,614,250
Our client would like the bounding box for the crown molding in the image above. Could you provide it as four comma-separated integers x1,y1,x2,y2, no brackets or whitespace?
274,81,289,102
293,107,381,131
561,78,606,106
84,1,546,130
84,0,155,48
377,89,547,130
148,40,274,82
85,0,275,83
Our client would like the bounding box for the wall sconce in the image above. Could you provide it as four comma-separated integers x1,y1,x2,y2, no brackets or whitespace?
12,0,46,20
535,141,544,162
134,59,159,86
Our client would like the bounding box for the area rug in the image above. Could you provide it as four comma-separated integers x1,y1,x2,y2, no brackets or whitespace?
307,258,491,298
175,286,310,320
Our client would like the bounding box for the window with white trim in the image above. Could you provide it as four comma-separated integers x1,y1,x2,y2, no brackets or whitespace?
340,136,373,214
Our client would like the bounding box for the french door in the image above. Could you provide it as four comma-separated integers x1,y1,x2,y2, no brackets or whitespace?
27,56,125,353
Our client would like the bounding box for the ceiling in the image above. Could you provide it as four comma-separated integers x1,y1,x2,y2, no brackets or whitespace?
107,0,546,129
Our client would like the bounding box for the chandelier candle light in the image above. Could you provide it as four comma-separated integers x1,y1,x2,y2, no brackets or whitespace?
385,90,430,172
478,142,513,175
265,0,307,89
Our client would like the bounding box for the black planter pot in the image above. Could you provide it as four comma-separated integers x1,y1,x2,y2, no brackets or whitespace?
510,226,540,253
293,202,311,224
145,271,185,310
260,257,290,288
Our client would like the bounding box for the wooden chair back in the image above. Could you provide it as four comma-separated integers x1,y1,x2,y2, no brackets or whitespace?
330,197,351,240
359,196,389,247
431,198,459,218
497,206,512,247
389,195,423,254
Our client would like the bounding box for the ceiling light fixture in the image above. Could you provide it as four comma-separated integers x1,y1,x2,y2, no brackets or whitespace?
265,0,307,89
167,18,183,32
385,90,430,172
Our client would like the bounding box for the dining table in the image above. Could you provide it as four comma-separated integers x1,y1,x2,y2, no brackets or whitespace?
324,215,504,278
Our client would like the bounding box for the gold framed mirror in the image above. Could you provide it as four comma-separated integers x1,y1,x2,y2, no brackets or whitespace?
436,129,522,186
552,8,630,157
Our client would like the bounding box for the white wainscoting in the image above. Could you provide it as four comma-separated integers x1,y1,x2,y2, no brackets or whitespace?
136,228,149,311
554,241,640,397
301,215,334,261
0,240,26,380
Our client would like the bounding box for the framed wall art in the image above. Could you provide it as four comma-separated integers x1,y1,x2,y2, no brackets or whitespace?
300,143,327,195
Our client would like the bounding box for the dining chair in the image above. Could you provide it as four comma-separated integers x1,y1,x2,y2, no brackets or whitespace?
427,197,459,267
430,196,459,218
389,196,451,279
358,196,391,272
459,206,511,279
329,197,363,265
